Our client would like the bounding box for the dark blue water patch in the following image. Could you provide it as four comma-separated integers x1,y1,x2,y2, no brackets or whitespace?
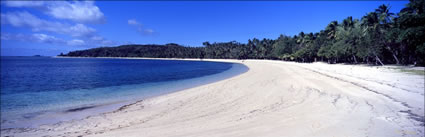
0,56,248,129
0,57,232,95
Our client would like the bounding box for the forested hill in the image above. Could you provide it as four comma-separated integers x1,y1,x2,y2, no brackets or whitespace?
63,44,205,58
61,0,425,66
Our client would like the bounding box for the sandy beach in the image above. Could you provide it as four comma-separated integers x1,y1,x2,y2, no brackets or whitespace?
2,59,424,137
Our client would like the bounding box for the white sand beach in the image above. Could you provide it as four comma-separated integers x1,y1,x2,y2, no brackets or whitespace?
2,59,424,137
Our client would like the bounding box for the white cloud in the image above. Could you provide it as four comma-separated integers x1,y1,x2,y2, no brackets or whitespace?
2,1,45,7
127,19,155,36
31,33,64,43
1,33,65,44
67,39,86,46
1,11,96,37
128,19,140,25
143,29,154,34
68,23,96,37
99,40,116,46
1,11,45,27
1,32,118,47
90,36,104,41
46,1,105,24
1,2,115,47
86,36,117,47
3,1,105,24
0,33,25,40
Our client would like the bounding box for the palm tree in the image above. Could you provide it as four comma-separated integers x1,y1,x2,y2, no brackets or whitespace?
361,12,379,32
375,4,395,25
397,0,425,65
336,16,360,63
375,4,402,64
361,12,385,65
341,16,354,31
325,21,338,40
400,0,424,15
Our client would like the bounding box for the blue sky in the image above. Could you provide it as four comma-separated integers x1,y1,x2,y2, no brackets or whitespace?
1,1,408,56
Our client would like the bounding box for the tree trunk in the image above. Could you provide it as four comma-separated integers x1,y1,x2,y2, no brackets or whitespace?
392,53,400,65
352,55,358,64
386,46,400,65
375,55,384,66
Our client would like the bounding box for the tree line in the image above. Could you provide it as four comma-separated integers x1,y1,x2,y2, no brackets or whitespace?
61,0,425,66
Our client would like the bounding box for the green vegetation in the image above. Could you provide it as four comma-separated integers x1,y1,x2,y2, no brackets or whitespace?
65,43,204,58
400,69,425,75
61,0,425,66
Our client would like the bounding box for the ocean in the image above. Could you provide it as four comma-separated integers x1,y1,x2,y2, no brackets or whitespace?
0,56,248,129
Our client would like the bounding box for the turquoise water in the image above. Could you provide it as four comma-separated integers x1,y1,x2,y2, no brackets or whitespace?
0,57,248,129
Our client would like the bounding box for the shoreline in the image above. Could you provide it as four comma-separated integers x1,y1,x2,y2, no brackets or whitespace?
53,56,425,66
2,59,424,137
54,56,224,62
54,56,425,76
1,57,248,130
